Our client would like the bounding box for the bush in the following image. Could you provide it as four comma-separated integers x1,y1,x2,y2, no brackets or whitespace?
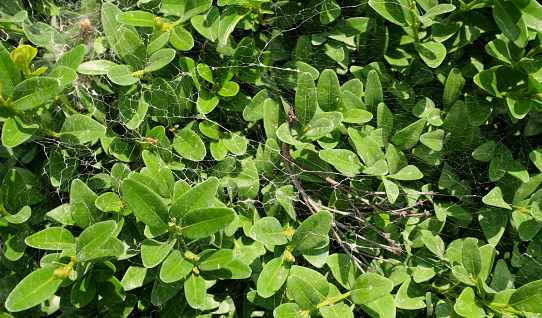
1,0,542,317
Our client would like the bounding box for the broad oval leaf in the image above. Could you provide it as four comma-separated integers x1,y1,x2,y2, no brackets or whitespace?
319,149,362,178
25,227,75,250
173,128,206,161
107,65,139,86
145,48,175,73
12,77,61,111
291,210,333,252
170,27,194,51
121,178,169,231
184,273,206,309
317,69,341,112
141,238,176,268
295,72,318,126
180,207,236,239
249,217,288,245
59,115,106,145
509,279,542,313
170,177,219,220
1,116,39,148
414,41,447,69
78,60,118,75
257,257,289,298
5,266,63,312
198,249,236,271
160,249,193,283
116,11,155,27
493,0,528,48
351,272,394,305
76,220,117,262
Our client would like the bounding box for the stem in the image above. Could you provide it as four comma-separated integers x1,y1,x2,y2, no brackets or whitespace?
409,2,420,43
445,0,487,22
0,23,25,34
164,18,183,32
526,45,542,59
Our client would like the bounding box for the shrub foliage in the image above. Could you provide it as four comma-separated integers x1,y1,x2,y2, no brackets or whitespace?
1,0,542,317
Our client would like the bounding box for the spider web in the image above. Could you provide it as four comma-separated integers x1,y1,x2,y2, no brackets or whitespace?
1,0,542,316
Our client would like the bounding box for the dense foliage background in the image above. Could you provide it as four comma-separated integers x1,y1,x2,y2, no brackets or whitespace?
1,0,542,317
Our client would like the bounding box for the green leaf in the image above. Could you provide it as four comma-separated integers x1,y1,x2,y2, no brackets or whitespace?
507,97,532,119
184,273,206,309
183,0,212,21
368,0,408,26
223,132,247,155
1,116,39,148
257,257,290,298
95,192,123,213
291,211,333,252
326,253,362,289
414,41,447,68
317,69,341,112
482,187,511,210
320,0,341,25
4,205,31,224
490,259,514,292
391,118,426,149
473,66,501,97
12,77,60,111
5,266,63,312
295,72,318,126
170,177,219,220
419,129,444,151
218,6,247,46
25,227,75,250
71,276,96,308
421,230,445,258
76,220,117,262
70,179,101,229
363,159,389,176
388,165,423,180
173,128,206,161
462,238,482,278
78,60,119,75
443,68,465,110
493,0,528,48
191,5,220,42
198,249,236,271
351,273,394,305
454,287,486,318
394,277,426,309
478,207,507,246
249,217,288,245
141,239,176,268
151,276,183,307
121,178,169,231
465,93,493,126
0,44,21,99
361,293,396,318
218,81,239,96
509,279,542,313
160,249,193,283
59,115,106,145
116,10,155,27
383,177,399,203
180,207,235,239
319,149,362,177
530,149,542,172
274,303,304,318
287,274,325,309
145,48,175,73
365,70,383,109
348,128,384,167
107,65,139,86
243,89,268,121
512,210,542,241
342,109,373,124
486,39,515,64
170,26,194,51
